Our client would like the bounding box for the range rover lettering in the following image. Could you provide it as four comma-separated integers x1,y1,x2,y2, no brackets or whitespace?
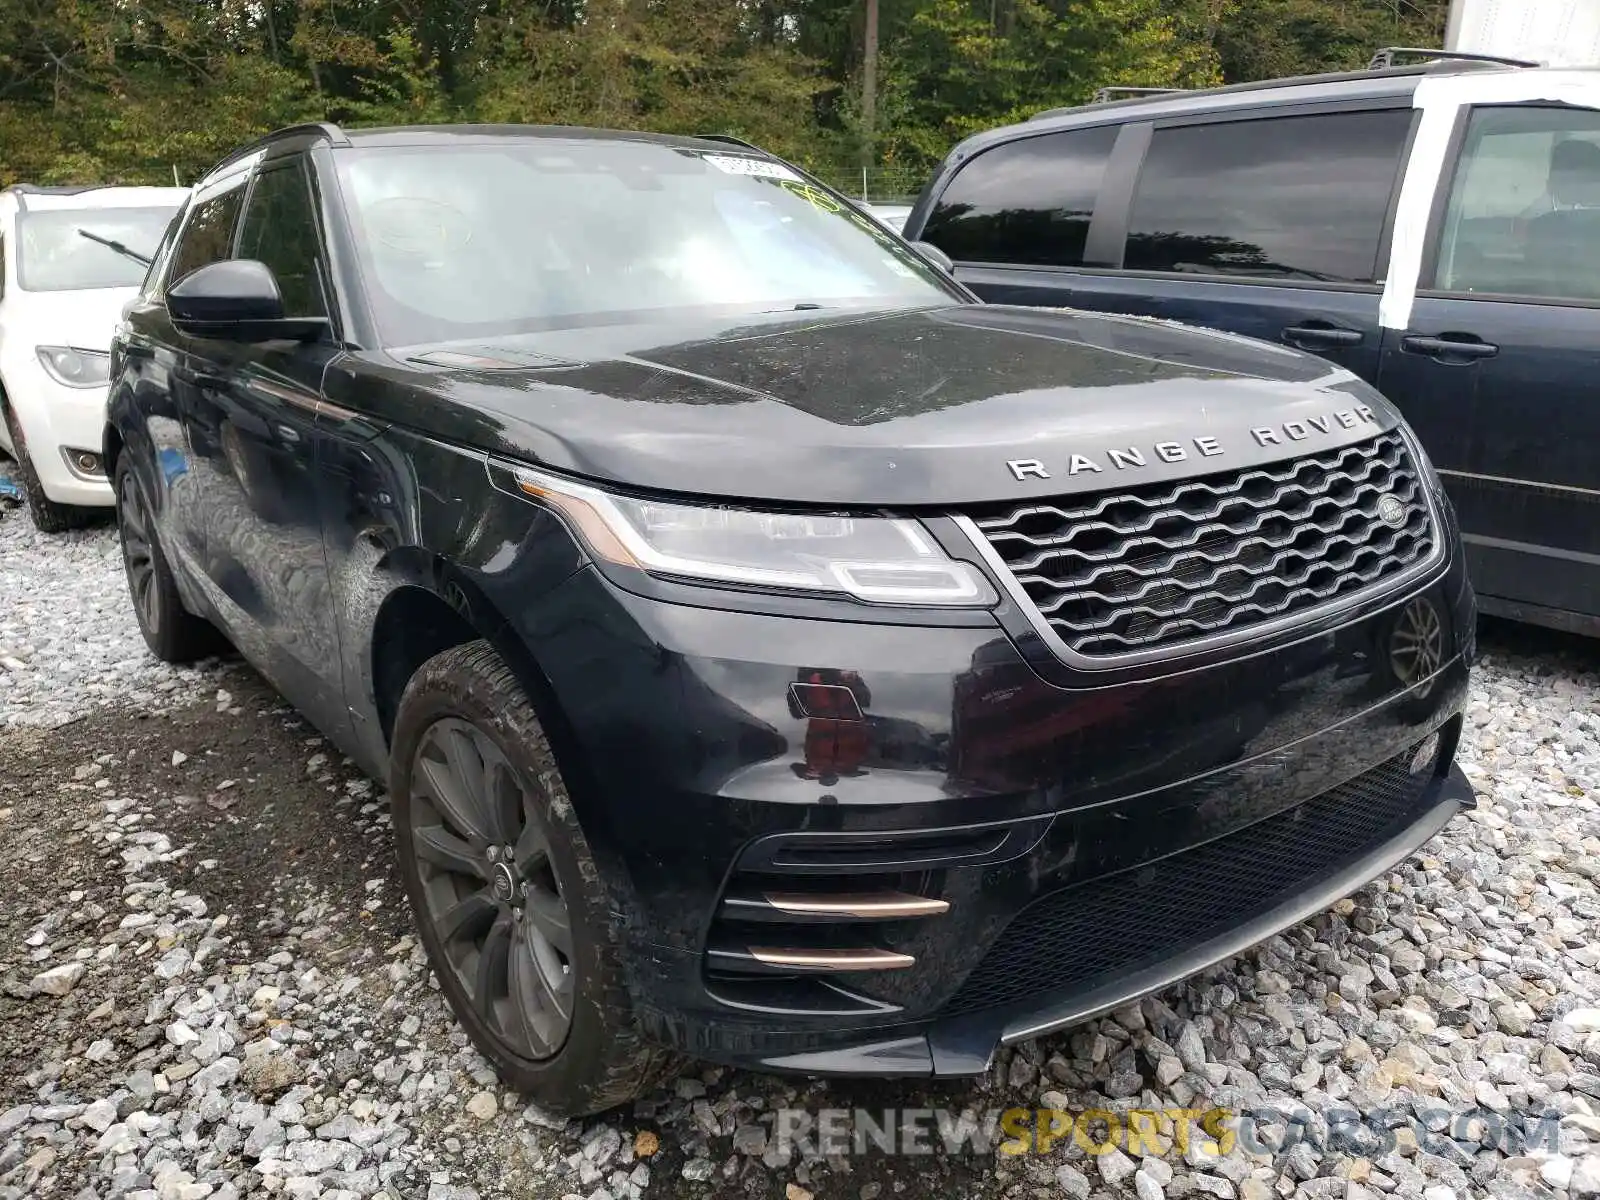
106,122,1476,1115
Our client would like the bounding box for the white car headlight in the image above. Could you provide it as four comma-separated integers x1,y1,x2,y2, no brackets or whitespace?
36,346,111,389
512,464,996,607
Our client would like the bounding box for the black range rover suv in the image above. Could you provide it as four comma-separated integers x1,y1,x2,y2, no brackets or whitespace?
106,122,1476,1115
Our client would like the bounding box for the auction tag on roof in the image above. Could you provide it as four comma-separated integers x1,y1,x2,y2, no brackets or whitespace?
701,154,801,181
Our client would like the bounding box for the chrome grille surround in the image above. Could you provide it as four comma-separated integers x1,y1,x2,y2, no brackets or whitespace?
958,430,1443,669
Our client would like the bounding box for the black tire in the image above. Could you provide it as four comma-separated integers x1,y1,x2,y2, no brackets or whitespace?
113,457,227,663
390,641,678,1116
3,406,95,534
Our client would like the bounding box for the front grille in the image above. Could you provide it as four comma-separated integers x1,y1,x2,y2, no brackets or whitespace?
943,748,1436,1017
970,432,1435,659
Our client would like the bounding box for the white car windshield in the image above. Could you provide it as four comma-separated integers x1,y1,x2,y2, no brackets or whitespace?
16,206,180,292
335,139,959,344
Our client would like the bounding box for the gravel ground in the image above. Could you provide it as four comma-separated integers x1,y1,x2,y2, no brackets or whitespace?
1,506,1598,1200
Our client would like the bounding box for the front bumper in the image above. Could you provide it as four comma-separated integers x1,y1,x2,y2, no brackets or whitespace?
768,763,1471,1076
508,541,1475,1075
7,367,112,506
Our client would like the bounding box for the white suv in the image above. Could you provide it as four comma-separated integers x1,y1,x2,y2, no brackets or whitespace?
0,184,188,531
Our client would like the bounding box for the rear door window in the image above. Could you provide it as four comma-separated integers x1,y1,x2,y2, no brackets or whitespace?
921,124,1120,268
1123,108,1414,284
1430,104,1600,302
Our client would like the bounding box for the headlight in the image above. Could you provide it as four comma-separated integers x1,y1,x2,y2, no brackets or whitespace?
511,464,996,607
36,346,111,389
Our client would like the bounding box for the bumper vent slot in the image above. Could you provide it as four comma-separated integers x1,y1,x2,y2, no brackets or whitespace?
704,818,1048,1015
943,743,1440,1017
967,431,1436,660
707,944,918,973
720,890,951,923
704,874,949,1015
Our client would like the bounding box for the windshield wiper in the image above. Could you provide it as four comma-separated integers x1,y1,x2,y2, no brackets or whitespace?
76,228,153,268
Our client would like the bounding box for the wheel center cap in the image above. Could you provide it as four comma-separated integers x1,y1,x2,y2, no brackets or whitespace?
491,863,517,903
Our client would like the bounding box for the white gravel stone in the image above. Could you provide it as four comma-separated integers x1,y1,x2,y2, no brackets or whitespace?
29,961,86,996
0,516,223,726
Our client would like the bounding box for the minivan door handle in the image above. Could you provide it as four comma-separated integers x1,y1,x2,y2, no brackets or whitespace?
1281,324,1363,349
1400,333,1499,363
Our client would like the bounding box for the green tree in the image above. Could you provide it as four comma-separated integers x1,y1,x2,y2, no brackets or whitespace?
0,0,1452,190
1214,0,1448,82
863,0,1221,169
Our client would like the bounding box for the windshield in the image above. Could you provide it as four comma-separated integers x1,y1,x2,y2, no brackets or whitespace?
334,140,961,344
16,206,180,292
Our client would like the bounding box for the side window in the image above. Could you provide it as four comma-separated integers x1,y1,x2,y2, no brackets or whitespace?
168,185,245,285
1123,108,1414,283
921,124,1120,267
1431,104,1600,302
236,163,329,318
140,211,182,300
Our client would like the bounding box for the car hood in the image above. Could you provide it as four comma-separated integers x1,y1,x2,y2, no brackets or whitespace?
351,304,1404,507
4,287,141,353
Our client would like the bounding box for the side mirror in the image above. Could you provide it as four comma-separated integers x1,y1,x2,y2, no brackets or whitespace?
910,240,955,275
167,260,328,342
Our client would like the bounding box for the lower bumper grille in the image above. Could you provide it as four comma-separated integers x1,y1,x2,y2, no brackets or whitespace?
943,747,1439,1017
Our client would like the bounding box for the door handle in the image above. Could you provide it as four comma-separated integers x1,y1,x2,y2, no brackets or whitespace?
1282,325,1363,348
1400,334,1499,363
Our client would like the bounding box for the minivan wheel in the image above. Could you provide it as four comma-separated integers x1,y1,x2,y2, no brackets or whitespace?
389,641,677,1115
3,407,93,534
114,459,226,663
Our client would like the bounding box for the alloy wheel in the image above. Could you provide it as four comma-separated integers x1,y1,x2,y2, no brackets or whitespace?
1389,597,1443,686
117,470,160,635
409,717,575,1060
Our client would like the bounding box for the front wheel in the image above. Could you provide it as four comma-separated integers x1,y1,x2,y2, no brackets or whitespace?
114,458,226,663
389,641,677,1115
3,406,94,533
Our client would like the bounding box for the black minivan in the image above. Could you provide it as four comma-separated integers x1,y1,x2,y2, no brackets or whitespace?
907,53,1600,637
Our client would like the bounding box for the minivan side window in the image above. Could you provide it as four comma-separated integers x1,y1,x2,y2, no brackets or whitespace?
167,184,245,286
1123,108,1414,284
921,124,1119,268
1431,104,1600,303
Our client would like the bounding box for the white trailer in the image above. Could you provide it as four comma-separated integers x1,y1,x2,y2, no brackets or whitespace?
1445,0,1600,67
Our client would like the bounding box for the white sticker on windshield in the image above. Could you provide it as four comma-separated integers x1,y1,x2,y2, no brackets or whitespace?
702,154,801,181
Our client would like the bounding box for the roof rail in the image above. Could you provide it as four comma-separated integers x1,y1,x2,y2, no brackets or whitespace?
6,182,182,210
1092,86,1188,104
206,122,351,178
1368,46,1540,70
10,184,108,196
694,133,766,152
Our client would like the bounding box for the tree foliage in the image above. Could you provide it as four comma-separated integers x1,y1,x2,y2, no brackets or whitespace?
0,0,1447,187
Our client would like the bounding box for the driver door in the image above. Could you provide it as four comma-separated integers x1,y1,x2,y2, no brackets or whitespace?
176,157,351,735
